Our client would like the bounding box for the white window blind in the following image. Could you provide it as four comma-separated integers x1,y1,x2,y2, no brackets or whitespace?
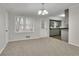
15,16,34,33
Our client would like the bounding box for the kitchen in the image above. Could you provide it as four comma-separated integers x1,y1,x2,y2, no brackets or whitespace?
49,9,69,42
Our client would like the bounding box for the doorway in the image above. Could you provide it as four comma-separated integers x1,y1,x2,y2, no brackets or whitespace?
49,20,61,40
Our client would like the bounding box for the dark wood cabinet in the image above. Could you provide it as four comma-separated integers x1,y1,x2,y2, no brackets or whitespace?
49,20,61,37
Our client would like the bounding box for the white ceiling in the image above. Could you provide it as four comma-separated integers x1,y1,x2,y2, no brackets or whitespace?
0,3,78,17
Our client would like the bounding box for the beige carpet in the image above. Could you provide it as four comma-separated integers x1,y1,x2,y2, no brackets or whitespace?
1,37,79,56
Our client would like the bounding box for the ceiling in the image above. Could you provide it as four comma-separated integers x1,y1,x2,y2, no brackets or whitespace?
0,3,78,17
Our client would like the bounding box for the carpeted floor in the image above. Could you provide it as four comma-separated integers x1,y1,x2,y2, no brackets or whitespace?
0,37,79,56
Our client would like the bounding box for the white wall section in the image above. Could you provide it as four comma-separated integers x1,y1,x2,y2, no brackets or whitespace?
8,13,49,42
69,4,79,47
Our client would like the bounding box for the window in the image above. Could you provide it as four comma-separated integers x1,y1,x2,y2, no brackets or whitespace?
15,16,34,33
16,17,20,32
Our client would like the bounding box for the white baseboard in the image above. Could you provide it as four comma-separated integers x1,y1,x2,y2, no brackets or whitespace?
9,36,49,42
0,42,8,54
0,48,5,54
68,41,79,47
9,38,29,42
8,37,40,42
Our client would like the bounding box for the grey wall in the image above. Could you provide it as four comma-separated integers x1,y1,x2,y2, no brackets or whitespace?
8,13,49,42
61,9,69,42
69,4,79,47
61,29,68,42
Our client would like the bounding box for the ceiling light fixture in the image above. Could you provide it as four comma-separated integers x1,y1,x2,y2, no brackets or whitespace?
38,3,48,15
59,14,65,17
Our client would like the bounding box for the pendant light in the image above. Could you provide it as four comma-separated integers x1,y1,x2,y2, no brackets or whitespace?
38,3,48,15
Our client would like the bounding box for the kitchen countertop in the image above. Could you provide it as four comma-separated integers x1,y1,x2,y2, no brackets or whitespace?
50,27,68,30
